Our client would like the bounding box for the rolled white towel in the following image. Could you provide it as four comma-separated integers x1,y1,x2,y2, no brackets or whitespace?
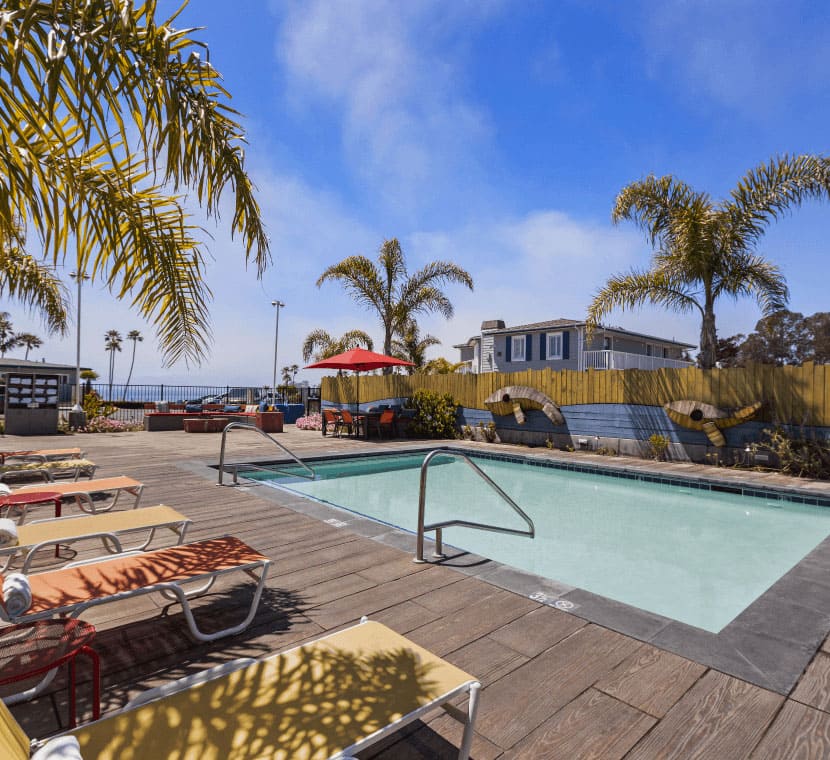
31,736,83,760
0,482,11,495
0,518,18,547
2,572,32,617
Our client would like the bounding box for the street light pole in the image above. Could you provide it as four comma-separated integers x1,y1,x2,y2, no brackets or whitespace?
69,271,90,411
271,300,285,398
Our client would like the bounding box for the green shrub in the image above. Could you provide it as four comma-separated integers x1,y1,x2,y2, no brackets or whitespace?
83,391,116,420
647,433,670,460
410,390,460,439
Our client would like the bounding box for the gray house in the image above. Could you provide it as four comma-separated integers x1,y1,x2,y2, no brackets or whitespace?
454,319,695,373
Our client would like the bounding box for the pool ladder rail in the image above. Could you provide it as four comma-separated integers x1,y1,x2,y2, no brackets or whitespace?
415,449,535,563
217,422,315,485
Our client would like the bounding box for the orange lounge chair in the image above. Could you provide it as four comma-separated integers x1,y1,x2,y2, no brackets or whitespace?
15,475,145,515
0,536,270,643
7,619,481,760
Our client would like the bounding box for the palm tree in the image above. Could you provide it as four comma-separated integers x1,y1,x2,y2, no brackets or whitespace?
104,330,123,400
281,366,293,386
290,363,299,383
391,320,441,374
123,330,144,399
16,332,42,360
422,357,466,374
302,329,374,363
588,155,830,369
0,3,269,365
0,312,19,357
317,238,473,372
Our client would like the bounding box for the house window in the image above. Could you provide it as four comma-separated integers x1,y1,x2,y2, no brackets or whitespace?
511,335,526,361
546,332,563,360
646,344,653,356
603,336,612,350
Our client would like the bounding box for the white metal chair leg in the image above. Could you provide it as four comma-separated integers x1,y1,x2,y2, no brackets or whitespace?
1,666,59,705
457,681,481,760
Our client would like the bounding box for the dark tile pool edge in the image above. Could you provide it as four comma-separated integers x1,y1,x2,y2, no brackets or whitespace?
198,448,830,695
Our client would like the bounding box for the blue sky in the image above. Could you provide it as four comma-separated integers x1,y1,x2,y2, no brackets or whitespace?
10,0,830,385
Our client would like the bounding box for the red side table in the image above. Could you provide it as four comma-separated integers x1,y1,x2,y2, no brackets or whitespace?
0,491,63,523
0,619,100,728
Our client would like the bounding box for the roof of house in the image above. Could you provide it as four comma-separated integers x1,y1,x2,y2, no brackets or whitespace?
0,358,91,375
473,318,696,349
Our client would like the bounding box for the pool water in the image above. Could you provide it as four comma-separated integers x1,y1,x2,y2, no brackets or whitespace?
247,452,830,632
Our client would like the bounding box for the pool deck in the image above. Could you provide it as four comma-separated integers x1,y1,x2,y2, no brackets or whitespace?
5,427,830,758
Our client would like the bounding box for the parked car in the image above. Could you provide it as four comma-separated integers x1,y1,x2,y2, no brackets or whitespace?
193,388,261,405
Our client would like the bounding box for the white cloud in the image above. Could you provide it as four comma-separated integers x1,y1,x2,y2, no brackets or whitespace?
275,0,498,217
640,0,830,114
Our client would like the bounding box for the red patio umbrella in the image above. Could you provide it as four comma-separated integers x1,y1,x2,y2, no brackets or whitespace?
305,348,414,414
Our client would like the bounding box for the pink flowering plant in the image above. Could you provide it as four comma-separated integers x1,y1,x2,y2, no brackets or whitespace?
84,417,143,433
295,413,322,431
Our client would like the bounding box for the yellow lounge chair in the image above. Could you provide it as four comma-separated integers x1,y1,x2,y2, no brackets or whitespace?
4,619,481,760
0,505,191,573
15,475,145,515
0,536,270,643
0,459,97,484
0,447,84,464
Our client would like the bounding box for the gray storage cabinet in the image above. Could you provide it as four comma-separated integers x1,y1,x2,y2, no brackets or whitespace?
3,372,61,435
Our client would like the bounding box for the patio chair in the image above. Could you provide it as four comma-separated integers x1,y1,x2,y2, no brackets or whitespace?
337,409,364,438
374,409,397,438
10,618,481,760
0,448,84,465
0,535,270,643
0,504,191,573
0,459,97,485
321,408,341,436
14,476,145,515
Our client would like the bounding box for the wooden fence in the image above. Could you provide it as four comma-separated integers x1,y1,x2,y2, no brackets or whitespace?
322,363,830,427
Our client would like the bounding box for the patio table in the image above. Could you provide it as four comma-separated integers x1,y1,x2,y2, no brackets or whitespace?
0,618,100,728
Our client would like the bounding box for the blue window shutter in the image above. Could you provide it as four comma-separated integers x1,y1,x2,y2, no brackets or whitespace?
539,333,546,360
526,334,532,361
562,331,570,360
505,336,511,362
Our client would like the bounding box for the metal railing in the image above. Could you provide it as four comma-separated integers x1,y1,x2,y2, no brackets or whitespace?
583,350,693,371
217,422,315,485
414,449,534,563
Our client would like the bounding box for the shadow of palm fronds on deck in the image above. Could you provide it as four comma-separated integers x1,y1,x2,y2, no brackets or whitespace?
76,645,442,759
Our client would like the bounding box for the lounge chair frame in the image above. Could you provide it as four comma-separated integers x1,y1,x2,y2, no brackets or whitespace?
15,476,144,515
0,505,191,573
0,538,271,643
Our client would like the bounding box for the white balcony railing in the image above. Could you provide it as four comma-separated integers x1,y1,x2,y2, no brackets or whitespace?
583,350,693,371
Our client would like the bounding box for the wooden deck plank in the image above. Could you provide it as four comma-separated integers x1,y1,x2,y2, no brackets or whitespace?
473,624,641,748
750,700,830,758
488,605,587,658
506,688,656,759
595,644,707,718
791,651,830,712
626,670,783,760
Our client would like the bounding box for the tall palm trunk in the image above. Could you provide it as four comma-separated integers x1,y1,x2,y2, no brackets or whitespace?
123,343,137,400
699,302,718,370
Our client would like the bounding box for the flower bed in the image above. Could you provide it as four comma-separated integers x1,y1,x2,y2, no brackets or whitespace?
296,413,322,431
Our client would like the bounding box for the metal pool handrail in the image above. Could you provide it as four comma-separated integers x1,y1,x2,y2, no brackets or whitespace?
217,422,315,485
415,449,535,563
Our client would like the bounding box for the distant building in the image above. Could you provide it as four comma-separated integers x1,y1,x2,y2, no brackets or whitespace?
454,318,695,374
0,358,92,404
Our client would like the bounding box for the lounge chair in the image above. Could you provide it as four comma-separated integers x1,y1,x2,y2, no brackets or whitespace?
6,618,481,760
0,459,97,484
0,535,270,643
0,448,84,465
0,505,191,573
14,476,145,515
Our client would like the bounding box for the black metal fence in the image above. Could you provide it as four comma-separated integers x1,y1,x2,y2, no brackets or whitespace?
61,383,320,424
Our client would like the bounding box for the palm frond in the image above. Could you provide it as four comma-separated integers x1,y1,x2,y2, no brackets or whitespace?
0,243,68,334
586,270,702,333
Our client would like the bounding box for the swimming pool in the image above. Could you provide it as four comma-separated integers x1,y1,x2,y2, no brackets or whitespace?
245,450,830,633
